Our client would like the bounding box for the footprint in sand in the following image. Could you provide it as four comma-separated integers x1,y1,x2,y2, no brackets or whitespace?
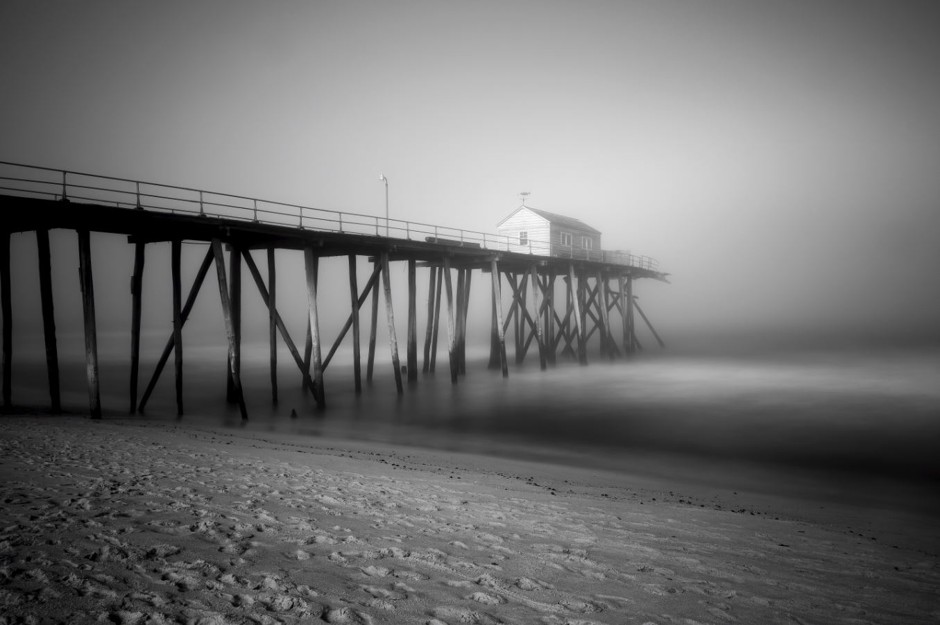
322,606,374,624
360,565,392,577
468,591,504,605
430,606,499,624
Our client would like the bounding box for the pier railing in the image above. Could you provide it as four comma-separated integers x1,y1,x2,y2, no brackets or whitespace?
0,161,658,271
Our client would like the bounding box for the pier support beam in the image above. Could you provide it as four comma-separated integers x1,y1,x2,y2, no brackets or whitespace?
596,271,614,360
139,248,214,413
569,264,587,365
490,259,508,377
367,259,379,383
211,240,248,421
77,229,102,419
303,248,325,408
380,251,404,394
407,259,418,384
442,257,458,384
623,276,636,354
461,269,472,373
348,255,362,393
545,271,557,366
322,264,380,372
455,269,468,375
1,231,11,408
241,250,315,392
423,266,437,373
634,297,666,349
226,246,242,404
268,248,278,404
603,277,621,359
529,265,547,370
129,242,145,413
488,269,500,370
429,266,443,373
171,240,184,416
36,229,61,412
303,321,312,393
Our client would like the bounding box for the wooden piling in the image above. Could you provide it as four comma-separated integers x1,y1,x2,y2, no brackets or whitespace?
488,294,499,370
455,269,467,375
596,271,614,360
367,259,379,382
634,297,666,349
303,320,312,393
490,259,508,378
36,229,61,412
422,266,437,373
624,275,636,354
545,271,556,365
429,265,443,373
171,240,184,416
569,264,587,365
380,251,403,394
348,255,362,393
323,264,380,371
407,259,417,384
529,265,547,370
557,274,575,359
138,248,214,413
580,278,602,347
460,269,472,374
77,229,102,419
226,246,242,404
268,248,278,404
210,239,248,421
1,231,11,408
129,241,145,413
441,257,458,384
603,278,621,358
303,248,325,408
505,273,522,363
241,250,315,391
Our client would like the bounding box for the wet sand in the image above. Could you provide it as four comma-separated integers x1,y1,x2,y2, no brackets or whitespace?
1,415,937,624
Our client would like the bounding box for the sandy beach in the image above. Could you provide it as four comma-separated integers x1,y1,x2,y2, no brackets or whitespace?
0,414,937,624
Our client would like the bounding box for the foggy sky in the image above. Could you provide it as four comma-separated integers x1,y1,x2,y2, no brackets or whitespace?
2,0,940,348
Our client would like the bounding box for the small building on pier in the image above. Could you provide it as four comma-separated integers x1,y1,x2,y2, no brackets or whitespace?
496,206,602,259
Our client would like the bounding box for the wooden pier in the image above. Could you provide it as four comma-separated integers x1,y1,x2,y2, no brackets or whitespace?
0,162,668,419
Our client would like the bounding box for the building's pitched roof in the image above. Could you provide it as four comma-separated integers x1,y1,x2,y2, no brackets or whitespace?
496,206,601,235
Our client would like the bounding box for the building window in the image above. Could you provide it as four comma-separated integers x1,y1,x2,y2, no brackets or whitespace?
560,232,572,246
583,237,592,250
519,231,528,245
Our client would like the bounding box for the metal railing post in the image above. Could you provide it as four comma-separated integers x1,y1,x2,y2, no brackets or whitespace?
135,181,142,209
253,199,258,222
199,191,205,216
338,212,343,233
299,205,303,228
61,171,68,201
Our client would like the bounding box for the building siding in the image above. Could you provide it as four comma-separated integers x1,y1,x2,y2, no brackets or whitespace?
497,209,551,255
497,207,603,259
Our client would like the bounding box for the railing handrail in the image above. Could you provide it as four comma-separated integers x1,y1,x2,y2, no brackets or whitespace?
0,160,659,272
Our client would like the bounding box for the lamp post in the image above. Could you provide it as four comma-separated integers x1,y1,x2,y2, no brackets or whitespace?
379,174,389,237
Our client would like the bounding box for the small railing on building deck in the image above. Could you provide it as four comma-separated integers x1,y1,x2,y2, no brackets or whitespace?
0,161,658,272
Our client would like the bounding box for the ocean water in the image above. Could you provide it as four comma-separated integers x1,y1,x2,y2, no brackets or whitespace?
8,340,940,513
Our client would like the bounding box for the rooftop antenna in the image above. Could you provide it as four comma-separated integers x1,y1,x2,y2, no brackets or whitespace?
519,191,530,207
